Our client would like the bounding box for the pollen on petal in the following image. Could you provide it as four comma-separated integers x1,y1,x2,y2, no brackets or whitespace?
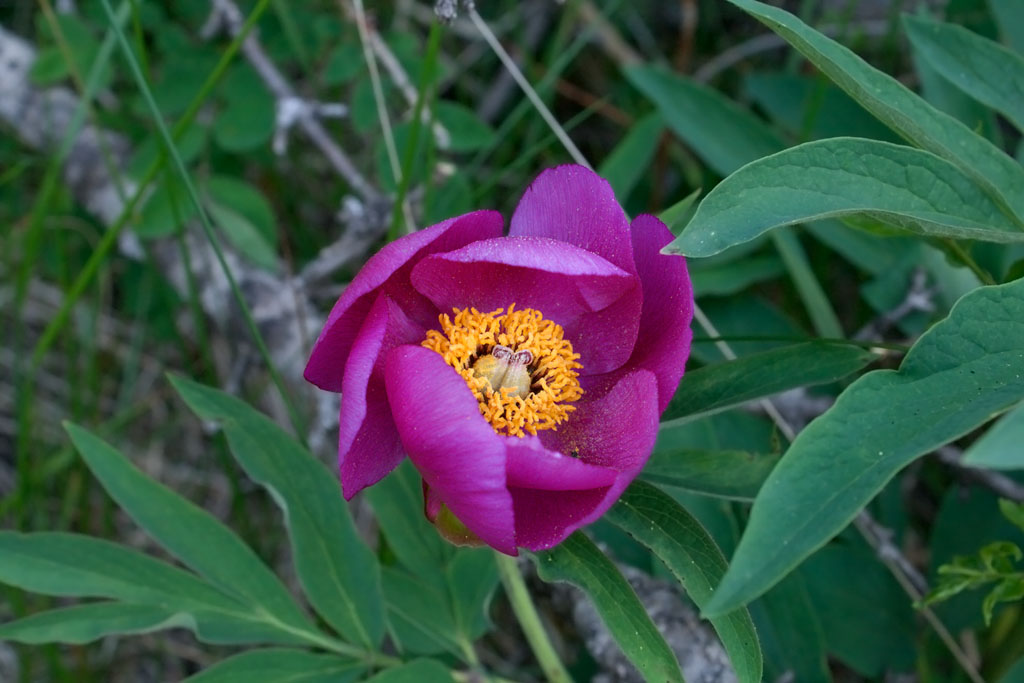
421,306,583,437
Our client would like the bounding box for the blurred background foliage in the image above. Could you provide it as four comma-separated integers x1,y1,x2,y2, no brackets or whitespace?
2,0,1023,681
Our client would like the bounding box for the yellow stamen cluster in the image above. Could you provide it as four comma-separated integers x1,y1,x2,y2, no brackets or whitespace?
422,305,583,437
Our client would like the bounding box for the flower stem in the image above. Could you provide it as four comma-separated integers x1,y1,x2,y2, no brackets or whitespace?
494,552,572,683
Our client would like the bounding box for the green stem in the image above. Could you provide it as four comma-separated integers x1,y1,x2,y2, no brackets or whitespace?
494,552,571,683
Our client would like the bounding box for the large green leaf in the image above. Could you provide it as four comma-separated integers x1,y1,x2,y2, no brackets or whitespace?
532,532,683,683
904,15,1024,134
705,277,1024,615
663,341,877,425
671,138,1024,257
64,423,314,636
606,482,762,683
0,533,306,645
170,376,385,648
185,649,363,683
0,603,185,645
963,401,1024,469
725,0,1024,225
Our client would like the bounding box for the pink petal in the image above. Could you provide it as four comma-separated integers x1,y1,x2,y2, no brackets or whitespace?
384,345,517,555
510,486,612,551
410,237,642,374
540,369,660,473
626,215,694,412
509,165,636,275
505,436,619,491
580,215,694,411
515,371,660,549
305,210,504,392
337,294,424,498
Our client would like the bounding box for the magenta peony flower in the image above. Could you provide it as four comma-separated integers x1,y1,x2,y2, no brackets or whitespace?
305,165,693,555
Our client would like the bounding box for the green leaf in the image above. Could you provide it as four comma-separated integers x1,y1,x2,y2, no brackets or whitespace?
383,552,498,659
771,228,843,339
207,201,278,270
669,137,1024,258
171,376,385,649
64,423,314,636
802,540,916,676
911,37,1001,141
643,448,779,501
704,277,1024,615
690,254,785,297
658,188,702,235
133,174,197,238
999,655,1024,683
206,176,277,247
185,649,363,683
606,482,762,683
983,577,1024,626
625,65,782,177
31,14,108,87
663,341,877,425
743,71,898,142
928,486,1024,630
213,66,275,153
725,0,1024,226
0,532,306,646
446,550,500,642
364,659,455,683
963,401,1024,469
990,0,1024,55
213,98,275,152
0,603,186,645
904,15,1024,134
369,464,498,659
434,101,495,152
324,43,363,85
366,461,451,575
749,572,832,683
382,568,461,657
598,112,664,199
1000,499,1024,534
532,532,683,683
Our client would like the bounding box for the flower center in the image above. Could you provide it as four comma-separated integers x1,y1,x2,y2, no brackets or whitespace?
422,305,583,437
